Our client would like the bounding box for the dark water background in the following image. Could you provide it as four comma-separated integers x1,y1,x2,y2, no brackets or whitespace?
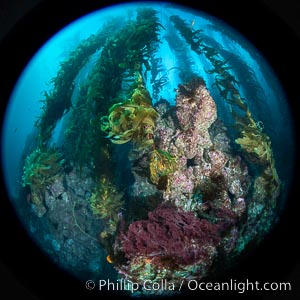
0,1,299,300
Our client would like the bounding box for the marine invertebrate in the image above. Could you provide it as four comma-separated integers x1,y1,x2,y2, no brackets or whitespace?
90,176,124,234
149,149,177,185
22,147,65,205
235,125,272,164
101,74,158,148
234,109,280,199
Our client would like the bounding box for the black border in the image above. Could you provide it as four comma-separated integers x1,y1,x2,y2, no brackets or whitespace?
0,1,299,299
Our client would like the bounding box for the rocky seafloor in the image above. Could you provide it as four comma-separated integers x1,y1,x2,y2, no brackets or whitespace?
22,77,279,297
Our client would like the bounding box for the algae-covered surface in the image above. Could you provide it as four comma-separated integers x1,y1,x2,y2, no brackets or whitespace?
1,2,295,298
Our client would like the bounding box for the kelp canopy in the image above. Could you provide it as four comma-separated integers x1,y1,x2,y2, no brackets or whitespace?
18,4,291,296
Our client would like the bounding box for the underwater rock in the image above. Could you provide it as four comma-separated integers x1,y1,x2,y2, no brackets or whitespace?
28,166,110,280
130,172,158,198
220,226,239,255
176,78,217,131
5,4,292,297
174,83,216,158
223,156,250,198
153,78,250,216
31,202,47,218
48,178,65,199
163,168,196,208
109,77,255,287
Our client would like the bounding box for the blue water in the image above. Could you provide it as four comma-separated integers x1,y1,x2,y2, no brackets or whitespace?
2,2,294,200
0,0,296,284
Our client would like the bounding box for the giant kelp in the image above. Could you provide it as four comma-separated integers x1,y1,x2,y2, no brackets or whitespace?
18,6,288,295
64,8,164,172
35,26,115,145
170,14,280,207
149,56,169,101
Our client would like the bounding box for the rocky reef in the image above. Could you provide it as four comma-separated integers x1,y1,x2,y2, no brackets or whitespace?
21,75,280,295
17,7,284,297
103,77,255,294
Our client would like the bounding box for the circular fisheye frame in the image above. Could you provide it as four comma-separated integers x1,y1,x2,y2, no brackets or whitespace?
0,1,298,299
